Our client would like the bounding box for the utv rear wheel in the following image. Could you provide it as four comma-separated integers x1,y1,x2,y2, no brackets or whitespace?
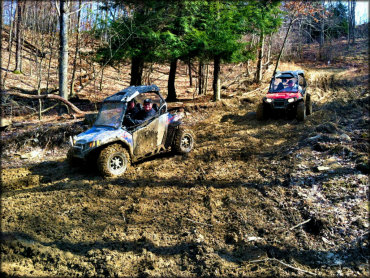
97,144,130,177
306,94,312,116
297,102,306,121
173,127,195,154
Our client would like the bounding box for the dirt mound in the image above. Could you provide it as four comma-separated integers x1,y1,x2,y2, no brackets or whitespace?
1,121,86,151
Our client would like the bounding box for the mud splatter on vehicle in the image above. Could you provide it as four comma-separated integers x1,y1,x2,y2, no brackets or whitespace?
67,85,195,177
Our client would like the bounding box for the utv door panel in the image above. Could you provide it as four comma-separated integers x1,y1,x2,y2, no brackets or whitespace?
157,114,168,146
133,118,159,156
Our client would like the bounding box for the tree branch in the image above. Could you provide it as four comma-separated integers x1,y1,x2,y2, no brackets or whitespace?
67,1,90,16
3,91,85,115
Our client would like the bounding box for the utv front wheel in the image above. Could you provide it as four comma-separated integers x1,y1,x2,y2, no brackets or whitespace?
297,102,306,121
173,127,195,154
256,103,265,121
97,144,130,177
67,148,80,167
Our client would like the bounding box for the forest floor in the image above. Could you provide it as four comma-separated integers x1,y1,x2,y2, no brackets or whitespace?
1,38,369,277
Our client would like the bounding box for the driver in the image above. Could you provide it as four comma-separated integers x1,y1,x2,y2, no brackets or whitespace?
123,100,139,126
276,79,285,91
125,98,156,126
126,100,140,117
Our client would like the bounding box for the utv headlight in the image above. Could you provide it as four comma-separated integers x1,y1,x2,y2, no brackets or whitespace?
266,98,273,103
287,98,295,103
87,141,101,148
69,136,75,146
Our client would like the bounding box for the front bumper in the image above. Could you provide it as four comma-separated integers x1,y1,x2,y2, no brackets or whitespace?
69,136,95,159
70,144,90,159
263,99,297,110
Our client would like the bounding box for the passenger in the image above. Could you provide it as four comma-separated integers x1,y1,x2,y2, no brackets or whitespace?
126,98,156,126
285,80,296,91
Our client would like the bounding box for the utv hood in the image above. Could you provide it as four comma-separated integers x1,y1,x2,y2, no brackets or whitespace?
75,126,132,145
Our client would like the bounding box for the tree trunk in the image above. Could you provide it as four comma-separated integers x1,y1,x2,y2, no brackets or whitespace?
319,7,325,60
255,31,265,83
70,0,82,98
198,61,203,95
188,58,192,86
273,19,293,77
205,64,209,95
198,60,206,95
103,6,108,42
213,55,221,101
265,35,272,65
3,0,15,87
37,58,43,120
15,0,23,73
130,56,144,86
46,28,57,93
350,0,356,44
347,0,351,46
246,60,250,77
298,21,302,59
166,58,178,102
99,67,104,91
59,0,69,100
0,0,3,91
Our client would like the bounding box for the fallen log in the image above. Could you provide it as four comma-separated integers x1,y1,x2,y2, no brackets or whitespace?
2,91,85,115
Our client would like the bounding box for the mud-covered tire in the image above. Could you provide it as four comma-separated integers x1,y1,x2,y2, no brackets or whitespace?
297,102,306,121
97,144,130,177
256,103,265,121
306,94,312,116
66,148,80,167
173,127,195,154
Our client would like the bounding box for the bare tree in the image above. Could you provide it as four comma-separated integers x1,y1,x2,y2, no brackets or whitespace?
319,2,325,60
273,1,323,76
14,0,23,73
3,0,17,89
213,56,221,101
255,31,264,83
198,60,206,95
264,35,272,66
58,0,69,100
188,59,193,86
166,58,178,101
46,11,58,93
70,0,82,98
0,0,4,91
348,0,356,45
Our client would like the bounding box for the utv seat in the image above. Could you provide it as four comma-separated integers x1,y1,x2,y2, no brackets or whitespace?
152,103,158,112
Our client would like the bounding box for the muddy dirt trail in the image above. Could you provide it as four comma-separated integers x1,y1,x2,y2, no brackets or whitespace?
1,65,369,277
